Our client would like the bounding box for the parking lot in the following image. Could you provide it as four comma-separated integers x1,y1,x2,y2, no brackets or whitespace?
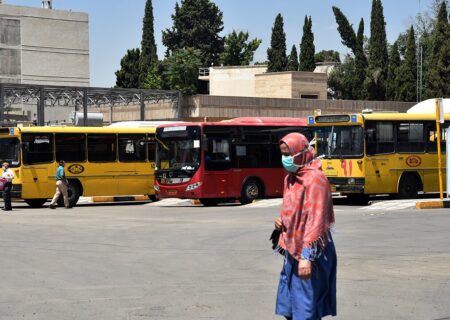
0,199,449,320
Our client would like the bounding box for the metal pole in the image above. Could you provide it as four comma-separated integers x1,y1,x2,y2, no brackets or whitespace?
140,91,145,121
0,84,4,124
83,88,88,126
38,87,45,126
435,98,444,200
446,127,449,198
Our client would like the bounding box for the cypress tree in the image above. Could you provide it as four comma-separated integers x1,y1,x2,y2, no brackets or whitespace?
365,0,389,100
162,0,224,67
115,48,141,88
424,1,450,98
353,18,368,99
287,45,299,71
139,0,158,87
299,16,316,71
396,26,417,101
332,6,357,53
267,14,288,72
386,42,401,100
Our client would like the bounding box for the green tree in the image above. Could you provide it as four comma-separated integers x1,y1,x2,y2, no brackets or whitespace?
424,1,450,98
332,7,367,99
353,18,368,99
267,13,288,72
315,50,341,63
287,45,299,71
220,30,261,66
139,0,158,87
115,48,141,88
365,0,389,100
165,48,202,95
143,61,167,90
299,16,316,71
386,42,401,100
396,26,417,101
328,55,356,100
162,0,224,67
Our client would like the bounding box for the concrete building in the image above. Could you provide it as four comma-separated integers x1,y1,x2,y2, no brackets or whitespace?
206,65,327,99
0,3,89,86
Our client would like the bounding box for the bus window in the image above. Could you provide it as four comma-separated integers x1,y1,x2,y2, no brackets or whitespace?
0,138,20,167
205,137,231,171
147,141,156,162
118,134,146,162
397,123,425,153
426,122,448,153
55,134,86,162
366,121,395,155
88,134,117,162
22,133,53,164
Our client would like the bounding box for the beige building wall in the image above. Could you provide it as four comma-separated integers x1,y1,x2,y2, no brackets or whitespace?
208,65,267,97
0,4,89,86
255,71,327,99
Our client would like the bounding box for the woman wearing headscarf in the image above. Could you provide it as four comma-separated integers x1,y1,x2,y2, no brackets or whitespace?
274,132,337,320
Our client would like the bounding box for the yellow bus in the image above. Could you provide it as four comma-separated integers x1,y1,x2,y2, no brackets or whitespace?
0,125,158,207
308,112,449,203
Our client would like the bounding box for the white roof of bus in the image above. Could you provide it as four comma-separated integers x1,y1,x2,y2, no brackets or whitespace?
407,98,450,114
108,121,184,128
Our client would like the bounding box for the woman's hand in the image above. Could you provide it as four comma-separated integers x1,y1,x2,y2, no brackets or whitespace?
274,218,283,231
298,259,312,279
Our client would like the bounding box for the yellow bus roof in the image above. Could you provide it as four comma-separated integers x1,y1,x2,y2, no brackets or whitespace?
15,126,156,134
362,113,450,121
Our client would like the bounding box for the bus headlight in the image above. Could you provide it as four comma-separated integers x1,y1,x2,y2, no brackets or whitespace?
186,182,202,191
154,185,160,192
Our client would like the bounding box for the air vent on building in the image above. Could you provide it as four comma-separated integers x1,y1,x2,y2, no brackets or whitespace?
42,0,52,9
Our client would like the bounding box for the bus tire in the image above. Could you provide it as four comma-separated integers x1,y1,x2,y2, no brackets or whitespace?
148,195,159,202
57,180,81,207
398,174,421,199
24,198,47,208
199,198,220,206
240,179,263,205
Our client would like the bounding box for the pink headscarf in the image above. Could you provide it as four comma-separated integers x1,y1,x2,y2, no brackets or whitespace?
278,133,335,261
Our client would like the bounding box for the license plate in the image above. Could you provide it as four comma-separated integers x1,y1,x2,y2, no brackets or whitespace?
167,190,178,196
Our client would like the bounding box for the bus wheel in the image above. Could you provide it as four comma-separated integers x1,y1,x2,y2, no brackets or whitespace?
57,181,81,207
240,179,262,205
24,198,47,208
398,174,420,199
199,198,220,206
148,195,159,202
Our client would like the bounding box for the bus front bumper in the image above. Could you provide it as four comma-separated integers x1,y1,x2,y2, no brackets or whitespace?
328,177,365,193
155,182,203,199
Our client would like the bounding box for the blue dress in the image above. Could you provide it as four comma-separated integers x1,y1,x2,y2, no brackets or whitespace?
275,235,337,320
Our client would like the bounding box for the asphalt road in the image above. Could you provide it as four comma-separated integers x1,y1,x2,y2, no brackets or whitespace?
0,199,449,320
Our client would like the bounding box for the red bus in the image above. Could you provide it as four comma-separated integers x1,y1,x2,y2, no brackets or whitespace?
154,117,311,206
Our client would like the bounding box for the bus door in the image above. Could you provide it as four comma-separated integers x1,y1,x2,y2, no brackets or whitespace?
203,135,234,198
364,121,398,194
21,133,54,198
117,134,149,195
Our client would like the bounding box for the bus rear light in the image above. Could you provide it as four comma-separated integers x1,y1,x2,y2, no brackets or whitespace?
186,182,202,191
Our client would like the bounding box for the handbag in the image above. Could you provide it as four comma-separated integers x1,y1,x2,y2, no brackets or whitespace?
269,229,285,255
0,178,8,191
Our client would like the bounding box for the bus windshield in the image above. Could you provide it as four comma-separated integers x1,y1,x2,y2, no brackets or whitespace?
0,138,20,166
156,125,201,172
315,126,364,158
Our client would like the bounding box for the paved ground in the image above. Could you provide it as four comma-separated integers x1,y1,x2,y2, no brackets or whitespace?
0,199,449,320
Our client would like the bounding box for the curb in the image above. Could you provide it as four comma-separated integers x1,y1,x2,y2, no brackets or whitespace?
91,195,150,203
416,200,450,210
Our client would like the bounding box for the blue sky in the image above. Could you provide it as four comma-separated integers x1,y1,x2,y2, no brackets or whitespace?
6,0,435,87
